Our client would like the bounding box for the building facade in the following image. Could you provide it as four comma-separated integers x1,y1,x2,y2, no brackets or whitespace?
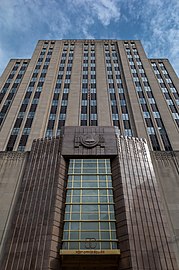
0,40,179,269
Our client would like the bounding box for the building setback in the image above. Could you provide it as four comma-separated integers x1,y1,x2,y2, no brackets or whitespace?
0,39,179,270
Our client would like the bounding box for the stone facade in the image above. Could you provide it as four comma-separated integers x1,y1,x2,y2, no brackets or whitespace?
1,128,179,269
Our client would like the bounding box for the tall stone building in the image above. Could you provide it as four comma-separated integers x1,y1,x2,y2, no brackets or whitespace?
0,40,179,269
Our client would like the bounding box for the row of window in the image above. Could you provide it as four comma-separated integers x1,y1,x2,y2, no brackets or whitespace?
105,44,132,136
126,44,172,151
0,61,28,128
151,62,179,127
80,45,97,126
46,45,74,137
6,47,53,151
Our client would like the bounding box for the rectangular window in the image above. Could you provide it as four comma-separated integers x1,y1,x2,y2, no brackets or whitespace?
112,114,119,120
81,114,87,120
124,129,132,136
59,113,66,120
143,112,150,118
45,129,53,137
172,113,179,120
153,111,160,118
82,100,87,106
90,114,97,120
122,114,129,120
166,99,173,106
62,159,118,251
147,127,155,135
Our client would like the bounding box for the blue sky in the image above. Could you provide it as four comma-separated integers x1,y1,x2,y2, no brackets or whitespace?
0,0,179,76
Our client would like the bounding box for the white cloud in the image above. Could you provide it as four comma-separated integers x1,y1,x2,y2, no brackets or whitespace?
0,0,178,76
92,0,121,26
0,0,71,37
68,0,121,26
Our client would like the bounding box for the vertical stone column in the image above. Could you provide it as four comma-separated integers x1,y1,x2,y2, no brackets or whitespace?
1,137,67,270
0,152,27,265
114,135,178,269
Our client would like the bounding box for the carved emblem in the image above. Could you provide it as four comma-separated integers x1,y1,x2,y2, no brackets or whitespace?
74,133,105,148
80,134,99,148
85,238,97,249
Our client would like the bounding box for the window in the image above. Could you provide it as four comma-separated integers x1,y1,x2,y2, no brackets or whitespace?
118,88,124,94
15,79,21,83
147,127,155,134
36,87,42,93
111,100,116,106
172,113,179,120
124,129,132,136
116,79,122,83
108,88,115,94
153,112,160,118
82,100,87,106
32,98,39,104
166,99,173,106
135,86,142,92
17,145,25,152
161,88,168,93
112,114,119,120
120,100,126,106
61,100,68,106
91,79,96,84
54,88,60,93
23,128,31,135
59,113,66,120
52,100,58,106
82,88,87,93
28,112,35,118
90,88,96,93
139,98,146,104
11,128,20,135
158,78,164,83
63,88,69,93
81,114,87,120
45,129,53,137
170,87,177,93
49,114,56,120
22,99,29,105
166,78,172,83
143,112,150,118
18,112,25,118
62,159,118,250
133,77,139,82
82,79,88,84
65,79,71,84
91,114,97,120
148,98,155,104
122,114,129,120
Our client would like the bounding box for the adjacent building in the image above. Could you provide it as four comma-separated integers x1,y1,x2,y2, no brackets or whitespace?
0,39,179,269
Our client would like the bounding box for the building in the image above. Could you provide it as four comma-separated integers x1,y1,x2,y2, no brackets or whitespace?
0,39,179,269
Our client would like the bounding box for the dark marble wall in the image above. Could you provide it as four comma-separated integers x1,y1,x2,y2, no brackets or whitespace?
115,135,178,269
1,137,67,270
151,151,179,268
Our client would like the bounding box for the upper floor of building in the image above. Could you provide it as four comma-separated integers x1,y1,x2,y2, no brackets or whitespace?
0,40,178,151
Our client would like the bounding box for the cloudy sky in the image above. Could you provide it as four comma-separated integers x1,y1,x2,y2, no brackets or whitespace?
0,0,179,76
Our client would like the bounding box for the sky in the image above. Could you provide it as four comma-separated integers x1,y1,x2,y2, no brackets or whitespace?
0,0,179,76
